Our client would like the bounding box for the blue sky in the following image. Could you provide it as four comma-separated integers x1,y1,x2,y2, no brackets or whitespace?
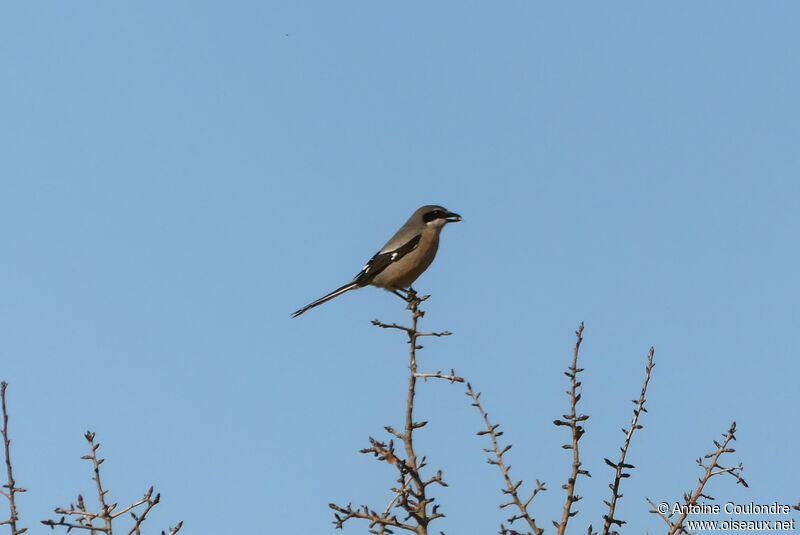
2,2,798,534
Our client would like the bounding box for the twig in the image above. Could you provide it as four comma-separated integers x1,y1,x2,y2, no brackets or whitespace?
414,369,464,383
601,347,655,535
467,383,545,535
1,382,27,535
647,422,748,535
41,519,100,532
85,431,113,534
383,476,409,517
125,491,158,535
161,521,183,535
330,502,415,534
41,431,182,535
553,322,591,535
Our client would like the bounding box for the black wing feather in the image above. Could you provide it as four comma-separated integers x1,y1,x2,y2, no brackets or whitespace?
353,234,421,285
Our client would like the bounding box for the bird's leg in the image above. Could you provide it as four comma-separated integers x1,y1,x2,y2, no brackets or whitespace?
391,287,410,301
392,287,426,307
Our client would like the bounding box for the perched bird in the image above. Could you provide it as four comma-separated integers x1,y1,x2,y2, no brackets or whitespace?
292,205,461,317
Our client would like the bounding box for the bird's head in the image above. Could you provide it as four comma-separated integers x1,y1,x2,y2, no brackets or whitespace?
416,205,462,229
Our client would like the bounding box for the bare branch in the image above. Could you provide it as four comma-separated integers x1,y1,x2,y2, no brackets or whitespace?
330,502,416,533
41,518,103,532
41,431,182,535
601,347,655,535
371,320,414,334
1,382,27,535
414,369,464,383
647,422,747,534
84,431,113,534
467,383,545,535
554,322,591,535
331,289,457,534
111,487,153,519
125,490,159,535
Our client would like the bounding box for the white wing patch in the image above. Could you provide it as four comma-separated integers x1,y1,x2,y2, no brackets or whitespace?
363,251,399,274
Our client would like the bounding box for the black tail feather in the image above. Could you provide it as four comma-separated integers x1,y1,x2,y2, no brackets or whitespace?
291,282,360,317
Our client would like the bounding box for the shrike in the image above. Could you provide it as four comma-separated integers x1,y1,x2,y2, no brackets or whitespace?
292,205,461,317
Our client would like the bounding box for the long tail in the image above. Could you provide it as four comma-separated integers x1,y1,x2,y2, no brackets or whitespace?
291,282,360,317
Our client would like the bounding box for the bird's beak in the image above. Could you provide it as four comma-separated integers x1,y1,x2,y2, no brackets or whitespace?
445,212,462,223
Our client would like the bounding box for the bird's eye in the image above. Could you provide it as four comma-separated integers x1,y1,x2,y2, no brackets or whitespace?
423,210,443,223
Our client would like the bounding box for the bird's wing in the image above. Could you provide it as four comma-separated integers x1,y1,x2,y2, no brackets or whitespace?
353,233,421,285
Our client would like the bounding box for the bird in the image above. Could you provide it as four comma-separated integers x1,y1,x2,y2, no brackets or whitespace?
292,205,461,317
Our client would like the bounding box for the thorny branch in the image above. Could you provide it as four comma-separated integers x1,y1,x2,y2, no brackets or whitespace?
1,382,27,535
327,300,762,535
647,422,748,535
41,430,183,535
553,323,591,535
330,289,462,535
601,347,655,535
468,325,665,535
467,383,546,535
